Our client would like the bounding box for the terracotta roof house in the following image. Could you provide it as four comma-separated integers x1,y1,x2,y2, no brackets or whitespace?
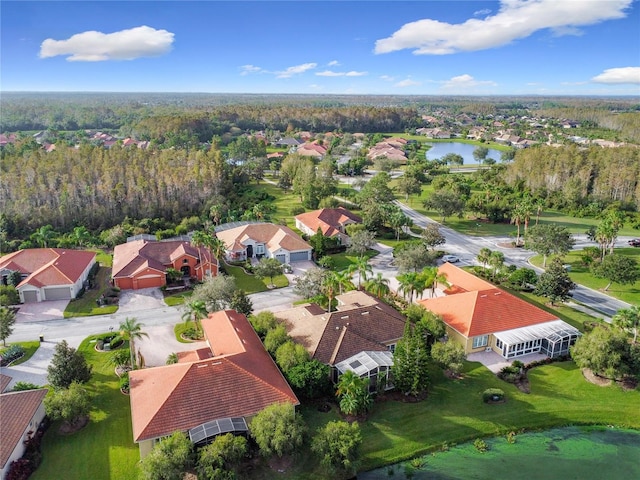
296,142,327,158
276,291,406,391
112,240,217,290
294,207,362,246
0,249,96,303
215,222,311,264
417,264,580,360
0,386,48,478
129,310,299,458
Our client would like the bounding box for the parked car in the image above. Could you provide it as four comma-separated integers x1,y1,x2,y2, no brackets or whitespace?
628,239,640,247
442,254,460,263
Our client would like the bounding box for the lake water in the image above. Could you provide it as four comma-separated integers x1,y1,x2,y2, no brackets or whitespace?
358,426,640,480
425,142,503,165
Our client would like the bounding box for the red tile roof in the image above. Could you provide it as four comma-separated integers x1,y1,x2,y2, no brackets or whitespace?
129,310,298,442
0,249,96,288
112,240,214,279
0,388,48,469
295,207,361,237
0,374,11,393
418,264,558,338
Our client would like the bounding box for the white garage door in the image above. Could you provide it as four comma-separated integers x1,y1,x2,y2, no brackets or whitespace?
275,254,287,263
289,251,310,262
23,291,38,303
44,287,72,300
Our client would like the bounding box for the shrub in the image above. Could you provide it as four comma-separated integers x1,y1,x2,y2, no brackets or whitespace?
109,335,123,349
119,372,130,393
0,344,25,366
482,388,505,403
291,206,305,216
473,438,489,452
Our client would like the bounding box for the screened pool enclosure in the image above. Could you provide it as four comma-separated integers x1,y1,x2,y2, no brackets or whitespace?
493,320,581,359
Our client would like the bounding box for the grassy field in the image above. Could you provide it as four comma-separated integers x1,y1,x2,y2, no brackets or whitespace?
223,262,289,293
530,248,640,306
32,334,139,480
250,181,303,228
329,249,379,271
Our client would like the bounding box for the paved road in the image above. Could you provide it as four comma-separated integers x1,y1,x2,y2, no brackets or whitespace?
395,200,633,317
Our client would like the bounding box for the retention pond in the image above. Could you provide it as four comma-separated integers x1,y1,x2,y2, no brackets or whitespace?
359,426,640,479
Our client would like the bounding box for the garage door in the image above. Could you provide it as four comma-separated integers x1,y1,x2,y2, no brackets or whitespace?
23,291,38,303
44,287,72,300
275,254,287,263
136,276,163,289
289,251,309,262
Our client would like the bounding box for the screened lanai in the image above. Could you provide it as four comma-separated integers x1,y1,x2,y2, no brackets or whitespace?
493,320,581,359
188,417,248,446
334,350,394,393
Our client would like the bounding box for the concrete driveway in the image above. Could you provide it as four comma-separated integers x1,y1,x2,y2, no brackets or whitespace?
117,288,167,313
136,324,207,367
15,300,69,323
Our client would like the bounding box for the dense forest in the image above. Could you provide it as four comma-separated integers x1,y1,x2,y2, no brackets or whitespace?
504,145,640,211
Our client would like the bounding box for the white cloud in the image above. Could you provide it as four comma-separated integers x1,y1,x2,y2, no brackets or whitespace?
276,63,317,78
591,67,640,84
374,0,632,55
328,60,340,66
39,25,174,61
380,75,395,81
440,74,497,90
395,78,421,87
474,9,491,17
316,70,367,77
240,64,263,75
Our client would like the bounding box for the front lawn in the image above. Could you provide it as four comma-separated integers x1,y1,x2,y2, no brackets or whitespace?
1,340,40,366
64,267,118,317
530,248,640,306
32,334,138,480
328,249,379,271
223,262,289,293
163,290,192,306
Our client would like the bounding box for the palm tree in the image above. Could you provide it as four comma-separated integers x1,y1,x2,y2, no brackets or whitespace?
32,224,57,248
488,250,505,282
510,203,526,246
119,317,149,369
70,226,92,248
364,273,390,299
477,247,492,270
419,267,449,298
349,256,373,290
612,306,640,344
181,300,208,336
397,271,423,303
322,271,341,312
334,269,355,295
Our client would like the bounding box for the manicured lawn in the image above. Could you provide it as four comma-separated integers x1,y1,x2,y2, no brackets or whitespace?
174,322,201,343
223,262,289,293
1,340,40,365
32,334,139,480
250,181,303,228
530,248,640,306
163,290,192,306
64,267,118,318
329,249,378,271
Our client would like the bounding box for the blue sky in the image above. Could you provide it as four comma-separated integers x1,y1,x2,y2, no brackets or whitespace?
2,0,639,95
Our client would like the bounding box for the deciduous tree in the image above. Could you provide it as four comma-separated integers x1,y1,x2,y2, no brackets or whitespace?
534,257,576,305
311,421,362,477
140,431,194,480
253,257,284,287
525,225,575,267
592,254,639,291
0,306,16,346
44,381,91,430
197,433,247,480
250,403,306,458
47,340,92,389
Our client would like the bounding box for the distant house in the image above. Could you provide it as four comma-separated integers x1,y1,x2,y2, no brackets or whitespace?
276,291,406,391
274,137,301,148
129,310,299,458
112,240,217,290
0,249,96,303
215,222,311,264
0,382,48,478
295,207,362,245
296,142,327,158
417,264,580,359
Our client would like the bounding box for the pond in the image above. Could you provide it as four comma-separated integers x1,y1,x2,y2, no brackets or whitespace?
425,141,503,165
358,426,640,480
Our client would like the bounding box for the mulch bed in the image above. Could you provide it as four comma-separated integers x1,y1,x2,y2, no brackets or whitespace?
582,368,638,391
58,415,89,435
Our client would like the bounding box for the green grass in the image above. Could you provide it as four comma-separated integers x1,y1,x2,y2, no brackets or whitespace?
530,248,640,306
223,262,289,293
163,290,192,306
64,267,119,318
174,322,200,343
92,249,113,267
32,334,139,480
1,340,40,365
249,181,302,228
329,249,378,271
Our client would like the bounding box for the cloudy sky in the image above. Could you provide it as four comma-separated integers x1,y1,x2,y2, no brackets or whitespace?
2,0,639,95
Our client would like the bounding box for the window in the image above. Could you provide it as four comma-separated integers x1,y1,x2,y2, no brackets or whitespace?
183,259,189,264
472,335,489,349
387,343,396,353
256,244,265,254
